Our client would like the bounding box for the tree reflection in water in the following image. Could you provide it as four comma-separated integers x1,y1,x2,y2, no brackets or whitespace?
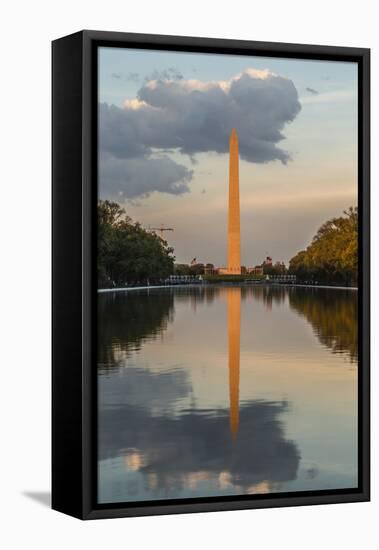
288,287,357,361
98,290,174,367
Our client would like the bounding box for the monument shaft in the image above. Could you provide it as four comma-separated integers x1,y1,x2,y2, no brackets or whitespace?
227,128,241,274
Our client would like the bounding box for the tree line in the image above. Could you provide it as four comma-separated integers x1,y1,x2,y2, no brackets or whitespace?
98,201,358,288
98,200,175,288
288,207,358,286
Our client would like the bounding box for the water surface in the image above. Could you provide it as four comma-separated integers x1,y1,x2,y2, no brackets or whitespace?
97,285,358,503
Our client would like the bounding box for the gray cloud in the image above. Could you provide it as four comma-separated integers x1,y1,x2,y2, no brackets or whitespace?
99,366,191,412
100,68,301,199
99,152,193,200
306,87,319,95
99,397,300,495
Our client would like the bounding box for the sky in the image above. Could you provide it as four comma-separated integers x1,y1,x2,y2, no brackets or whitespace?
98,47,358,266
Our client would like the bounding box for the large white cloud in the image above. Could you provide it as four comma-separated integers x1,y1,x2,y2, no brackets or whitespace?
99,68,301,200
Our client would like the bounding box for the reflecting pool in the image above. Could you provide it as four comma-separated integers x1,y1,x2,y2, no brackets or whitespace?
97,285,358,503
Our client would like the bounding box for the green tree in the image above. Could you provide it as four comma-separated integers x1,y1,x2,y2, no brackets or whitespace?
98,200,175,288
289,207,358,285
174,264,192,276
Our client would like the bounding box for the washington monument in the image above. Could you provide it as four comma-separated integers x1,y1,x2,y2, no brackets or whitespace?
227,128,241,275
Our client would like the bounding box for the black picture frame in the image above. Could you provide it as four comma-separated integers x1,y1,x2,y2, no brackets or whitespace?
52,30,370,520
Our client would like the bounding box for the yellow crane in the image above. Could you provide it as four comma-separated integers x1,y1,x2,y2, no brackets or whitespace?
148,224,174,238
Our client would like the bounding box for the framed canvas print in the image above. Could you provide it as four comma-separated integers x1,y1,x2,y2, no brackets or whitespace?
52,30,370,519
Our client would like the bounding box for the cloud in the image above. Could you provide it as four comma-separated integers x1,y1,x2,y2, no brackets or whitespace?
111,72,122,79
100,68,301,199
99,366,191,413
99,395,300,497
306,87,319,95
99,152,193,200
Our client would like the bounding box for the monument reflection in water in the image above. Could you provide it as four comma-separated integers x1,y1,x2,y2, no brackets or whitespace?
98,286,358,503
228,288,241,439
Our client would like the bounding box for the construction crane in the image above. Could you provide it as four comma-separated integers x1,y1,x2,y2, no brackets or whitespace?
148,224,174,239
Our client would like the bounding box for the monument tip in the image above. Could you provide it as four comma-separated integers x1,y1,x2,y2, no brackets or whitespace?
230,128,238,143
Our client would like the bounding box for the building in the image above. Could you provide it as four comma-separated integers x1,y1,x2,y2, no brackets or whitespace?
245,266,264,276
262,256,273,268
204,263,218,275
